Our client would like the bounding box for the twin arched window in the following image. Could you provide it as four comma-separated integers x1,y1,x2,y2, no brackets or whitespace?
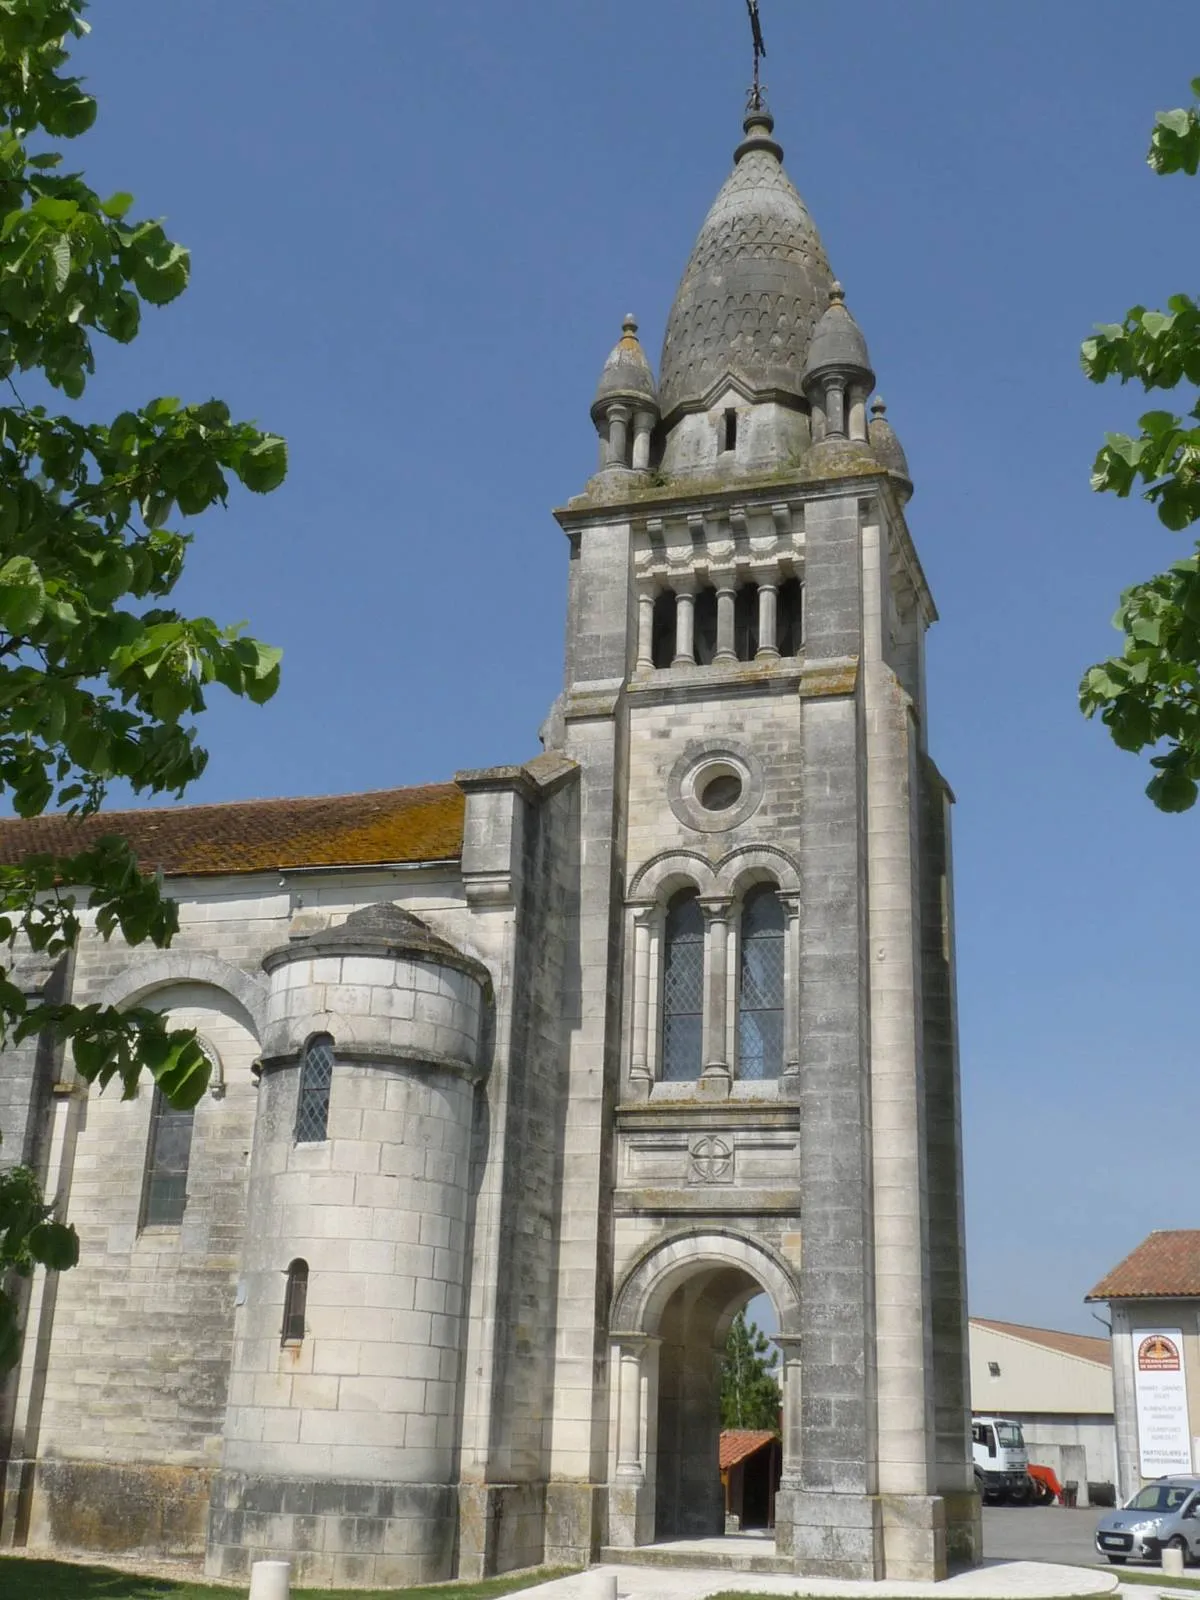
659,883,785,1082
661,890,705,1080
294,1034,334,1143
736,885,786,1080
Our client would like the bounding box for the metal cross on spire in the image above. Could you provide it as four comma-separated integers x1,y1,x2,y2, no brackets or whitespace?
745,0,768,112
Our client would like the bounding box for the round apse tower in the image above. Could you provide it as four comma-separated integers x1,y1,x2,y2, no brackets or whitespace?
206,903,490,1589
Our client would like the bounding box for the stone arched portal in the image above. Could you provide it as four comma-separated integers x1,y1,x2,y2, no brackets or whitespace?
607,1232,801,1552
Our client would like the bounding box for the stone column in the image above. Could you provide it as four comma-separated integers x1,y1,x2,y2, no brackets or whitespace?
756,581,779,659
632,410,655,471
774,1334,803,1556
673,587,695,666
608,1335,658,1549
606,404,631,467
848,387,868,442
714,583,736,664
781,893,802,1092
616,1344,645,1477
628,907,653,1097
825,380,846,439
645,919,662,1081
699,899,731,1095
635,590,654,671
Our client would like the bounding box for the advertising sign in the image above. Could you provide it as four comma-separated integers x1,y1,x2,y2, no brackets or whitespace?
1133,1329,1193,1477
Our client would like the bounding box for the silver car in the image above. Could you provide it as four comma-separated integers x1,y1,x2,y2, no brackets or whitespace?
1095,1476,1200,1565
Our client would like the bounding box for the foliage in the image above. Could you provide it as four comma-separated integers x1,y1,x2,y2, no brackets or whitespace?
0,0,285,1369
719,1310,781,1432
1080,78,1200,810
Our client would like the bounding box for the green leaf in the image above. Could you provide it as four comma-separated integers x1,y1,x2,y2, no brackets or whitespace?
1147,768,1199,811
100,191,134,219
26,1220,79,1271
50,232,70,291
237,435,288,494
0,554,46,630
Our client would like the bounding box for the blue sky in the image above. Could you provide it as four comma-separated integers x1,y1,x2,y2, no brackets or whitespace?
69,2,1200,1336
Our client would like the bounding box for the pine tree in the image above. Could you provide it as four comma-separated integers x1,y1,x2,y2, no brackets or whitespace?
720,1310,782,1431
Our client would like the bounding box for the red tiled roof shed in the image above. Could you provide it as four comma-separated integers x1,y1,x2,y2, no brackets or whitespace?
1086,1231,1200,1301
719,1430,777,1471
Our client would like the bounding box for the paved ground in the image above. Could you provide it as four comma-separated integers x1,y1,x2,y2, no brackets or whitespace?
516,1557,1116,1600
983,1506,1106,1570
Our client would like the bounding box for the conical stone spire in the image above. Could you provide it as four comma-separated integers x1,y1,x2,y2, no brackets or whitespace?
657,107,834,424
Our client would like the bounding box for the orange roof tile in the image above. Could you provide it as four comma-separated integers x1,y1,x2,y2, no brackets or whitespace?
0,784,465,877
1087,1231,1200,1301
970,1318,1111,1367
719,1429,777,1471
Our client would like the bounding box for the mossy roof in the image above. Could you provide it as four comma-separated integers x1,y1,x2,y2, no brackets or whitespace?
0,783,465,878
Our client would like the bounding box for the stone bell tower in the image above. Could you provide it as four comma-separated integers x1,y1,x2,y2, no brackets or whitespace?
543,100,978,1580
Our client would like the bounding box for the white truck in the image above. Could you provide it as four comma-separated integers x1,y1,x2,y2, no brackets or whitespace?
972,1415,1031,1504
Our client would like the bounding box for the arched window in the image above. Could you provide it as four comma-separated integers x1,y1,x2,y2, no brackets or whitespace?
294,1034,334,1143
661,889,704,1081
694,586,718,666
652,590,677,669
282,1259,308,1345
737,885,785,1080
734,582,759,661
141,1086,195,1227
777,577,804,657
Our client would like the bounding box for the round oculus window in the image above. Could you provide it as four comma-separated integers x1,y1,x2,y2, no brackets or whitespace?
699,772,743,812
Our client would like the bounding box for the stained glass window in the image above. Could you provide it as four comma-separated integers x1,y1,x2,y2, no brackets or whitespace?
142,1087,194,1226
294,1034,334,1143
737,885,785,1080
662,890,704,1081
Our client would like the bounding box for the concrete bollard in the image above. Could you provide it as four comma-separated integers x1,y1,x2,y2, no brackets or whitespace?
580,1571,617,1600
1161,1545,1186,1578
248,1559,292,1600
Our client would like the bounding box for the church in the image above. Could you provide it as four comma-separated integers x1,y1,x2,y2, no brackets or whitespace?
0,91,978,1588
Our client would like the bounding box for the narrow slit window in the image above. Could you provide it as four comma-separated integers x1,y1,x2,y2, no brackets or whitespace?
734,582,759,661
141,1087,195,1227
737,885,785,1080
777,576,804,657
282,1259,309,1344
694,586,718,665
723,409,738,453
661,890,705,1082
294,1034,334,1143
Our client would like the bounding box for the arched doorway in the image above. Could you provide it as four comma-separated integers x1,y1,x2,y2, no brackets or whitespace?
607,1231,801,1551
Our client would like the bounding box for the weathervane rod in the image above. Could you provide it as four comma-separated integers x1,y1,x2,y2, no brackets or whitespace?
745,0,767,111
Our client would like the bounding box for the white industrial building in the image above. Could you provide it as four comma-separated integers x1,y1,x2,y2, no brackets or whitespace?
969,1318,1115,1494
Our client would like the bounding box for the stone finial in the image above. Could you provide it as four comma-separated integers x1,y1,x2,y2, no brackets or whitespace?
868,393,913,500
829,281,845,305
591,313,659,421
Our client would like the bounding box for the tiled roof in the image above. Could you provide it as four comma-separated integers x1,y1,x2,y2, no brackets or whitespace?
970,1318,1111,1367
719,1429,777,1471
1087,1231,1200,1301
0,784,465,877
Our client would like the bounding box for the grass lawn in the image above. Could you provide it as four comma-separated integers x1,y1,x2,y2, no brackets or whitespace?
1109,1571,1200,1590
0,1556,577,1600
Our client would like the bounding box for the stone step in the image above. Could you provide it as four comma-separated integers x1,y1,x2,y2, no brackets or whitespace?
598,1545,792,1574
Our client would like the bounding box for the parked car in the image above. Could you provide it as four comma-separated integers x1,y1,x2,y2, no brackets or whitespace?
1094,1476,1200,1565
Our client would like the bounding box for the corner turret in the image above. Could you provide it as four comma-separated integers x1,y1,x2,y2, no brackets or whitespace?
868,395,913,501
591,314,659,476
803,282,875,444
